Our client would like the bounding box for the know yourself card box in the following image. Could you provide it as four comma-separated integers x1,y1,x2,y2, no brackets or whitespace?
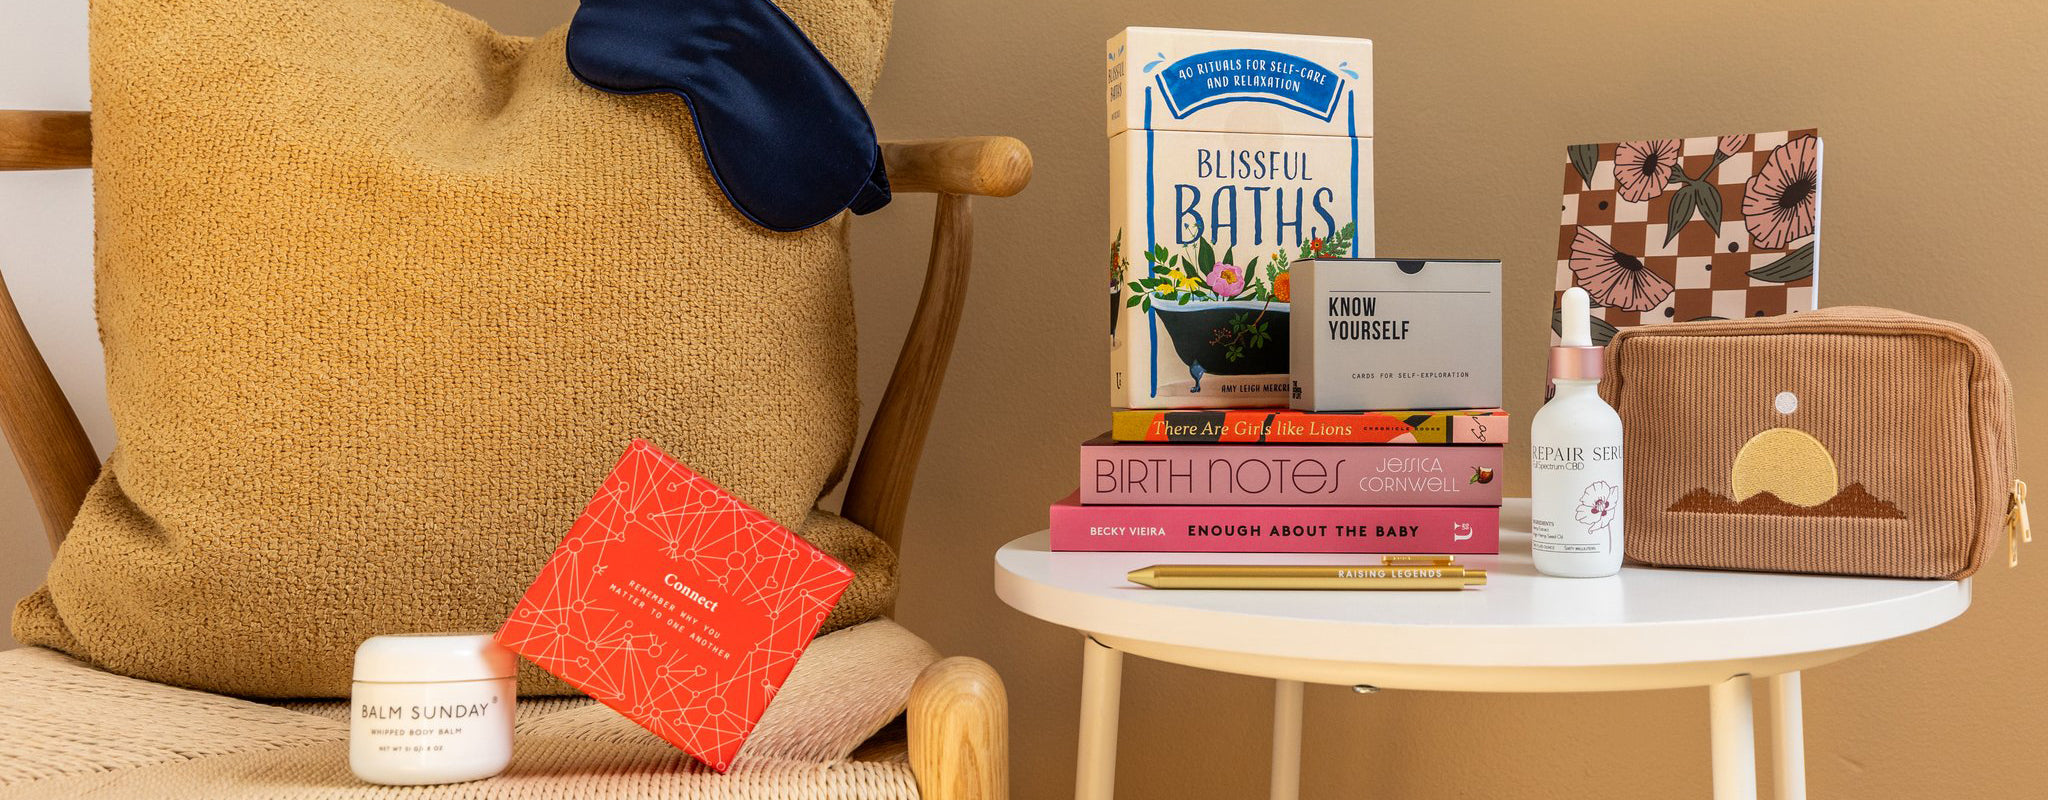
1288,258,1502,411
1109,27,1375,409
496,440,853,772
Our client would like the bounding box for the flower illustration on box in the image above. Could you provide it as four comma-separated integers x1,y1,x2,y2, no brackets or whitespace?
1556,130,1821,340
1205,262,1247,296
1123,223,1354,390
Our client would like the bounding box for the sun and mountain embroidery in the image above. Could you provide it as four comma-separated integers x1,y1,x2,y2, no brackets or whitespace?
1669,424,1905,520
1555,129,1821,344
1671,484,1903,519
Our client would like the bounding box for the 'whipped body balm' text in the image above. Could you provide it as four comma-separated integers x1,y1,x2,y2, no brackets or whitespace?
1108,27,1375,408
349,633,516,785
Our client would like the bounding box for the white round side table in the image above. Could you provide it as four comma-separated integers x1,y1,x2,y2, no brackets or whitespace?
994,499,1970,800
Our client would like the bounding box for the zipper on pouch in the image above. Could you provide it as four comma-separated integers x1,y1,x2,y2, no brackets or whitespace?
2009,479,2032,568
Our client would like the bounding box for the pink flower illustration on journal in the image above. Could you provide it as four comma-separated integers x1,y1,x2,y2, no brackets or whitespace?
1568,226,1674,312
1743,135,1820,249
1611,139,1681,203
1557,129,1821,345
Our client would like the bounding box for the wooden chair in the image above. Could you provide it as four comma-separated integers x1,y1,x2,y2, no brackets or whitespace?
0,110,1025,800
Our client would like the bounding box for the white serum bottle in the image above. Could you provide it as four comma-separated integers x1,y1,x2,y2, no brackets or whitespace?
1530,287,1626,578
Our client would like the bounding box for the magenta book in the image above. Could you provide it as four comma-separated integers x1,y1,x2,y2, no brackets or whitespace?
1079,436,1503,506
1050,493,1499,553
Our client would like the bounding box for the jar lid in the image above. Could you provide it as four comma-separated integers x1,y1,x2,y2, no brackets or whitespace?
352,633,517,684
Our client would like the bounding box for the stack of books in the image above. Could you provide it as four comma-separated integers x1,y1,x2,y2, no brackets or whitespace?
1078,27,1505,557
1050,408,1508,553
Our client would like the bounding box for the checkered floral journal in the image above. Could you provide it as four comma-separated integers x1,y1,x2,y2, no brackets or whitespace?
1555,129,1821,343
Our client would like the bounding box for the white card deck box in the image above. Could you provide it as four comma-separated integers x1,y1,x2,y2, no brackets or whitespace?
1108,27,1375,409
1287,258,1502,412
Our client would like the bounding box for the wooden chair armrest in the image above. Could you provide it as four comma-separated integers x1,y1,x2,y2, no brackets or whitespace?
840,192,971,550
881,137,1031,198
908,656,1008,800
844,137,1032,549
6,118,1037,193
0,111,91,170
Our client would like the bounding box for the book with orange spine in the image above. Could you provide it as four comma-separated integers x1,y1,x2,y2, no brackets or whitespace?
1109,408,1507,444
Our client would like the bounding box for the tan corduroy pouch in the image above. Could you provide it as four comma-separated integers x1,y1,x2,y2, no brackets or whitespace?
1601,307,2025,579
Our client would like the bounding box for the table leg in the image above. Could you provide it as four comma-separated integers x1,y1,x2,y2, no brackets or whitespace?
1270,680,1303,800
1770,672,1806,800
1076,636,1125,800
1709,675,1758,800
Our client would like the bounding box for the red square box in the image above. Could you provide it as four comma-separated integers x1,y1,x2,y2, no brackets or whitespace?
496,440,853,772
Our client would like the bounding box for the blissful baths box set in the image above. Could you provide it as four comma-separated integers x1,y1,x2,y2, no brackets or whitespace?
1108,27,1375,409
1063,27,1506,556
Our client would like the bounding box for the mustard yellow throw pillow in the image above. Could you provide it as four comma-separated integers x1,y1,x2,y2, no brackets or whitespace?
12,0,897,697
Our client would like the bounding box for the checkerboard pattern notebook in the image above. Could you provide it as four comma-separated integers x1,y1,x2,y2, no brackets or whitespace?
1555,129,1821,343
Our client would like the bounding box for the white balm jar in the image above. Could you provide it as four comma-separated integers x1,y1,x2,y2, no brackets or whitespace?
349,633,516,785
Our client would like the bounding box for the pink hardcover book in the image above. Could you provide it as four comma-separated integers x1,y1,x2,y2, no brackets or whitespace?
1079,436,1503,506
1050,492,1500,553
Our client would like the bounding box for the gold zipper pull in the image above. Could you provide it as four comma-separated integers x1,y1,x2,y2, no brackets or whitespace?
2009,479,2031,568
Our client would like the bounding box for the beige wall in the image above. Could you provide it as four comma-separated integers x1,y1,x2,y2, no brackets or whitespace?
6,0,2042,797
456,2,2046,797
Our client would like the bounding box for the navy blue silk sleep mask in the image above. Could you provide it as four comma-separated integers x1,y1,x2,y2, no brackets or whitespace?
566,0,890,232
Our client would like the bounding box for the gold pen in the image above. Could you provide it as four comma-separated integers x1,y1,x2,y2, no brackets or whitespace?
1126,555,1486,590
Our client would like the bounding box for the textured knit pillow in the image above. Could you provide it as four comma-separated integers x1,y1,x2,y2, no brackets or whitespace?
11,0,897,697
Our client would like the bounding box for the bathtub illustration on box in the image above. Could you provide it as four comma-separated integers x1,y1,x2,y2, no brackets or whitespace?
1117,227,1348,401
1151,300,1290,392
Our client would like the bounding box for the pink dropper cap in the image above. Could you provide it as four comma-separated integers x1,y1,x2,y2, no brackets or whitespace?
1549,287,1604,383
